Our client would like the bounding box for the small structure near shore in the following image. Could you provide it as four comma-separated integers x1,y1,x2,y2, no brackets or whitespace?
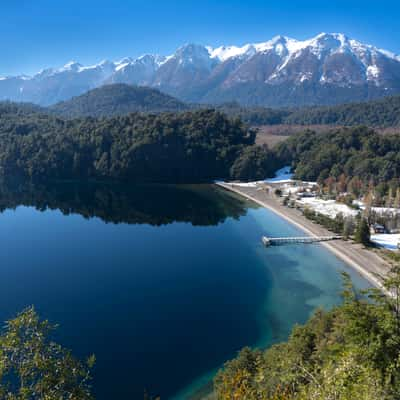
262,235,342,246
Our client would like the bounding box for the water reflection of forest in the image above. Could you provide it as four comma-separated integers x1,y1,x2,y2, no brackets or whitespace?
0,181,251,226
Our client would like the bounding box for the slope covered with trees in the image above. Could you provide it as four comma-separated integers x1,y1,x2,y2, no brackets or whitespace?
275,126,400,195
0,106,276,183
285,95,400,127
51,84,188,118
42,83,400,128
211,95,400,127
215,102,290,126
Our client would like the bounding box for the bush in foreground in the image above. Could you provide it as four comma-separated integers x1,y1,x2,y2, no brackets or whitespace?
0,307,94,400
214,267,400,399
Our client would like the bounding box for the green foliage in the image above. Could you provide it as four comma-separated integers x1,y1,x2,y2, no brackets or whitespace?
214,268,400,400
0,107,273,183
285,95,400,127
302,208,344,234
230,144,277,181
217,94,400,128
208,93,400,128
355,218,371,246
216,102,290,126
51,84,188,118
0,307,94,400
275,126,400,195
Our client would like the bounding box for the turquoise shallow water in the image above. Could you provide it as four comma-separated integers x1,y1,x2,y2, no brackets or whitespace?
173,206,369,400
0,182,369,399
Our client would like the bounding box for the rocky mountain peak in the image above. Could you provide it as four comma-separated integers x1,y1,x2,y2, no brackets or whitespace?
1,33,400,107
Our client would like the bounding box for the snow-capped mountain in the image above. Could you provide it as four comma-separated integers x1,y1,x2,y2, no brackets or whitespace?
2,33,400,107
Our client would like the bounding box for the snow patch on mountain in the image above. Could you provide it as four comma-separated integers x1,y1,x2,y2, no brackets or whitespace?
208,44,256,61
367,65,380,80
1,33,400,105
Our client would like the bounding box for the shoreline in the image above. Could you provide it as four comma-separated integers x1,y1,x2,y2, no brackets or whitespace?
216,182,391,293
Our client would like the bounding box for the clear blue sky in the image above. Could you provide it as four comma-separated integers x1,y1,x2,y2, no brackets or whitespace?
2,0,400,76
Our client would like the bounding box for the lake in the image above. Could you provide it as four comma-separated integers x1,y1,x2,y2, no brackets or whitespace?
0,182,369,399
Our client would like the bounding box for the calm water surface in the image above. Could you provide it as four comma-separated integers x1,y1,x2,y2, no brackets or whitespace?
0,182,369,399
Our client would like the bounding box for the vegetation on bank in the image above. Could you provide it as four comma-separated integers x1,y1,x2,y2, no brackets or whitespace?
1,101,400,191
301,208,370,245
214,266,400,400
301,207,344,234
276,126,400,197
0,106,277,183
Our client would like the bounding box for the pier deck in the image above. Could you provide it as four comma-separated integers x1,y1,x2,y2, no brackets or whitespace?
262,235,342,246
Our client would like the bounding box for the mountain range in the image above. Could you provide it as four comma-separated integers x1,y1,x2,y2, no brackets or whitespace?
2,33,400,107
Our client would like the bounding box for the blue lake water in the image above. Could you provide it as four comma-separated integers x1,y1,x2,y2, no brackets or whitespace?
0,182,369,399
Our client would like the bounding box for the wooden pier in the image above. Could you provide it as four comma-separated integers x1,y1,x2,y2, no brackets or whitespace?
262,235,342,246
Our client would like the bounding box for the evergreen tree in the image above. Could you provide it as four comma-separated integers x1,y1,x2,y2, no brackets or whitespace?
355,218,371,246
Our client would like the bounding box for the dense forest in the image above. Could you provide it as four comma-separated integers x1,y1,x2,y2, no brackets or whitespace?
211,95,400,127
51,84,188,118
19,81,399,128
7,85,400,129
275,126,400,196
285,95,400,127
2,99,400,187
232,94,400,127
214,268,400,400
0,105,277,183
215,102,291,126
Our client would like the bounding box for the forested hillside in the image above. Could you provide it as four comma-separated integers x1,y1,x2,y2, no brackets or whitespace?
216,102,291,126
285,95,400,127
29,82,400,128
0,106,276,183
51,84,188,117
275,126,400,195
213,95,400,127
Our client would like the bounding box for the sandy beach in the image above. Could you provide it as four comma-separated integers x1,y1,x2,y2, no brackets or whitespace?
217,182,391,292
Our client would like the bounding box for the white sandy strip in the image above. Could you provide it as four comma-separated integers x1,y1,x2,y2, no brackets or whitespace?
216,183,387,293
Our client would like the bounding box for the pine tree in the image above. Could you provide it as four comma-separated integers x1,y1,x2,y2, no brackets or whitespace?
355,218,371,246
